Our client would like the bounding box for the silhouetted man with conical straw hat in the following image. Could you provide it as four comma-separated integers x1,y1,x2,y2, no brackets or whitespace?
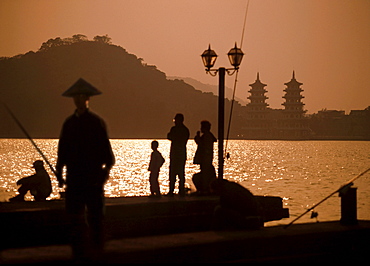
56,78,115,261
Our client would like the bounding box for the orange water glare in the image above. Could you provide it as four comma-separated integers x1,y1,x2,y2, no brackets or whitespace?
1,139,369,225
106,139,200,197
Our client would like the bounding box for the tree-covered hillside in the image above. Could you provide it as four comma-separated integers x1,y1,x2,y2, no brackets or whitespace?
0,35,242,138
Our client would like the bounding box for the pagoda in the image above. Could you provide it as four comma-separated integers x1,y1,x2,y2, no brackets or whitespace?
241,73,272,139
240,71,312,140
246,72,268,116
281,71,310,138
282,71,305,118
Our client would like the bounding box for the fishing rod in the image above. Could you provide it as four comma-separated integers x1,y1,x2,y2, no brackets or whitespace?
284,167,370,229
225,0,250,158
2,103,57,176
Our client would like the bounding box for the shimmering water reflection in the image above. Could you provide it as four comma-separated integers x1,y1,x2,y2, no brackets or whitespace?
0,139,369,225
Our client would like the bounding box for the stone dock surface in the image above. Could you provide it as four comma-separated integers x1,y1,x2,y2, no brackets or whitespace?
0,195,288,249
1,221,369,263
3,196,368,263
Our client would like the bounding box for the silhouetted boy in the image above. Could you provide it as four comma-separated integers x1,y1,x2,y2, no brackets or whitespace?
148,140,165,197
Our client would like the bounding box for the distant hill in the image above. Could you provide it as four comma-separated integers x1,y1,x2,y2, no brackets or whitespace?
0,35,243,139
168,76,247,106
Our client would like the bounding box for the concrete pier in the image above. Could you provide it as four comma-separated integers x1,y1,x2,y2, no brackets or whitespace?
1,221,369,263
1,196,369,263
0,195,288,249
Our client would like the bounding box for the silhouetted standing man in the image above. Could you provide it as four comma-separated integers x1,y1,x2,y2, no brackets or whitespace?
167,113,189,196
56,78,115,261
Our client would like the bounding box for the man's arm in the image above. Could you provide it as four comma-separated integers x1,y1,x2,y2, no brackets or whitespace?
55,161,65,188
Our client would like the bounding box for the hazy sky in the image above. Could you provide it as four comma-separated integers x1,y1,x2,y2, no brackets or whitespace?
0,0,369,113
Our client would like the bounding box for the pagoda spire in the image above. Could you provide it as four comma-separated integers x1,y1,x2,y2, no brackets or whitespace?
284,70,303,87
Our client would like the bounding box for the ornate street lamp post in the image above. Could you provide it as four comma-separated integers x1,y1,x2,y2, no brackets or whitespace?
201,43,244,179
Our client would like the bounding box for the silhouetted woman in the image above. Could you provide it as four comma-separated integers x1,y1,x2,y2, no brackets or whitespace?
192,120,217,194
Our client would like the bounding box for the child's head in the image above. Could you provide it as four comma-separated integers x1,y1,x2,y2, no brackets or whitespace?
151,140,159,150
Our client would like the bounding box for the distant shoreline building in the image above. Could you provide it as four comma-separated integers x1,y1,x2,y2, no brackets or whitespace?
238,71,369,140
240,71,311,140
309,107,370,140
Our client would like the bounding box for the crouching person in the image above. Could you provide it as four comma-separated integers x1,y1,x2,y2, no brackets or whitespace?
9,160,52,202
210,179,262,230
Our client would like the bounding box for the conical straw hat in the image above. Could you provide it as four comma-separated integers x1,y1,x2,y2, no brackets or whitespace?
62,78,102,97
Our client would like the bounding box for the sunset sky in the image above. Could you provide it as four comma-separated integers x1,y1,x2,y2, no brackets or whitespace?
0,0,369,113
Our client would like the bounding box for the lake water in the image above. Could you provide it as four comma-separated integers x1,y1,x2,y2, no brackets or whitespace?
0,139,369,226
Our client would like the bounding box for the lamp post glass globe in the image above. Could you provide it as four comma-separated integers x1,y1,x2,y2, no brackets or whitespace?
201,43,244,70
227,43,244,68
201,44,218,70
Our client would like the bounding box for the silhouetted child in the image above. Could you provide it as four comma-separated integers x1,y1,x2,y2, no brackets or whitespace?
148,140,165,197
